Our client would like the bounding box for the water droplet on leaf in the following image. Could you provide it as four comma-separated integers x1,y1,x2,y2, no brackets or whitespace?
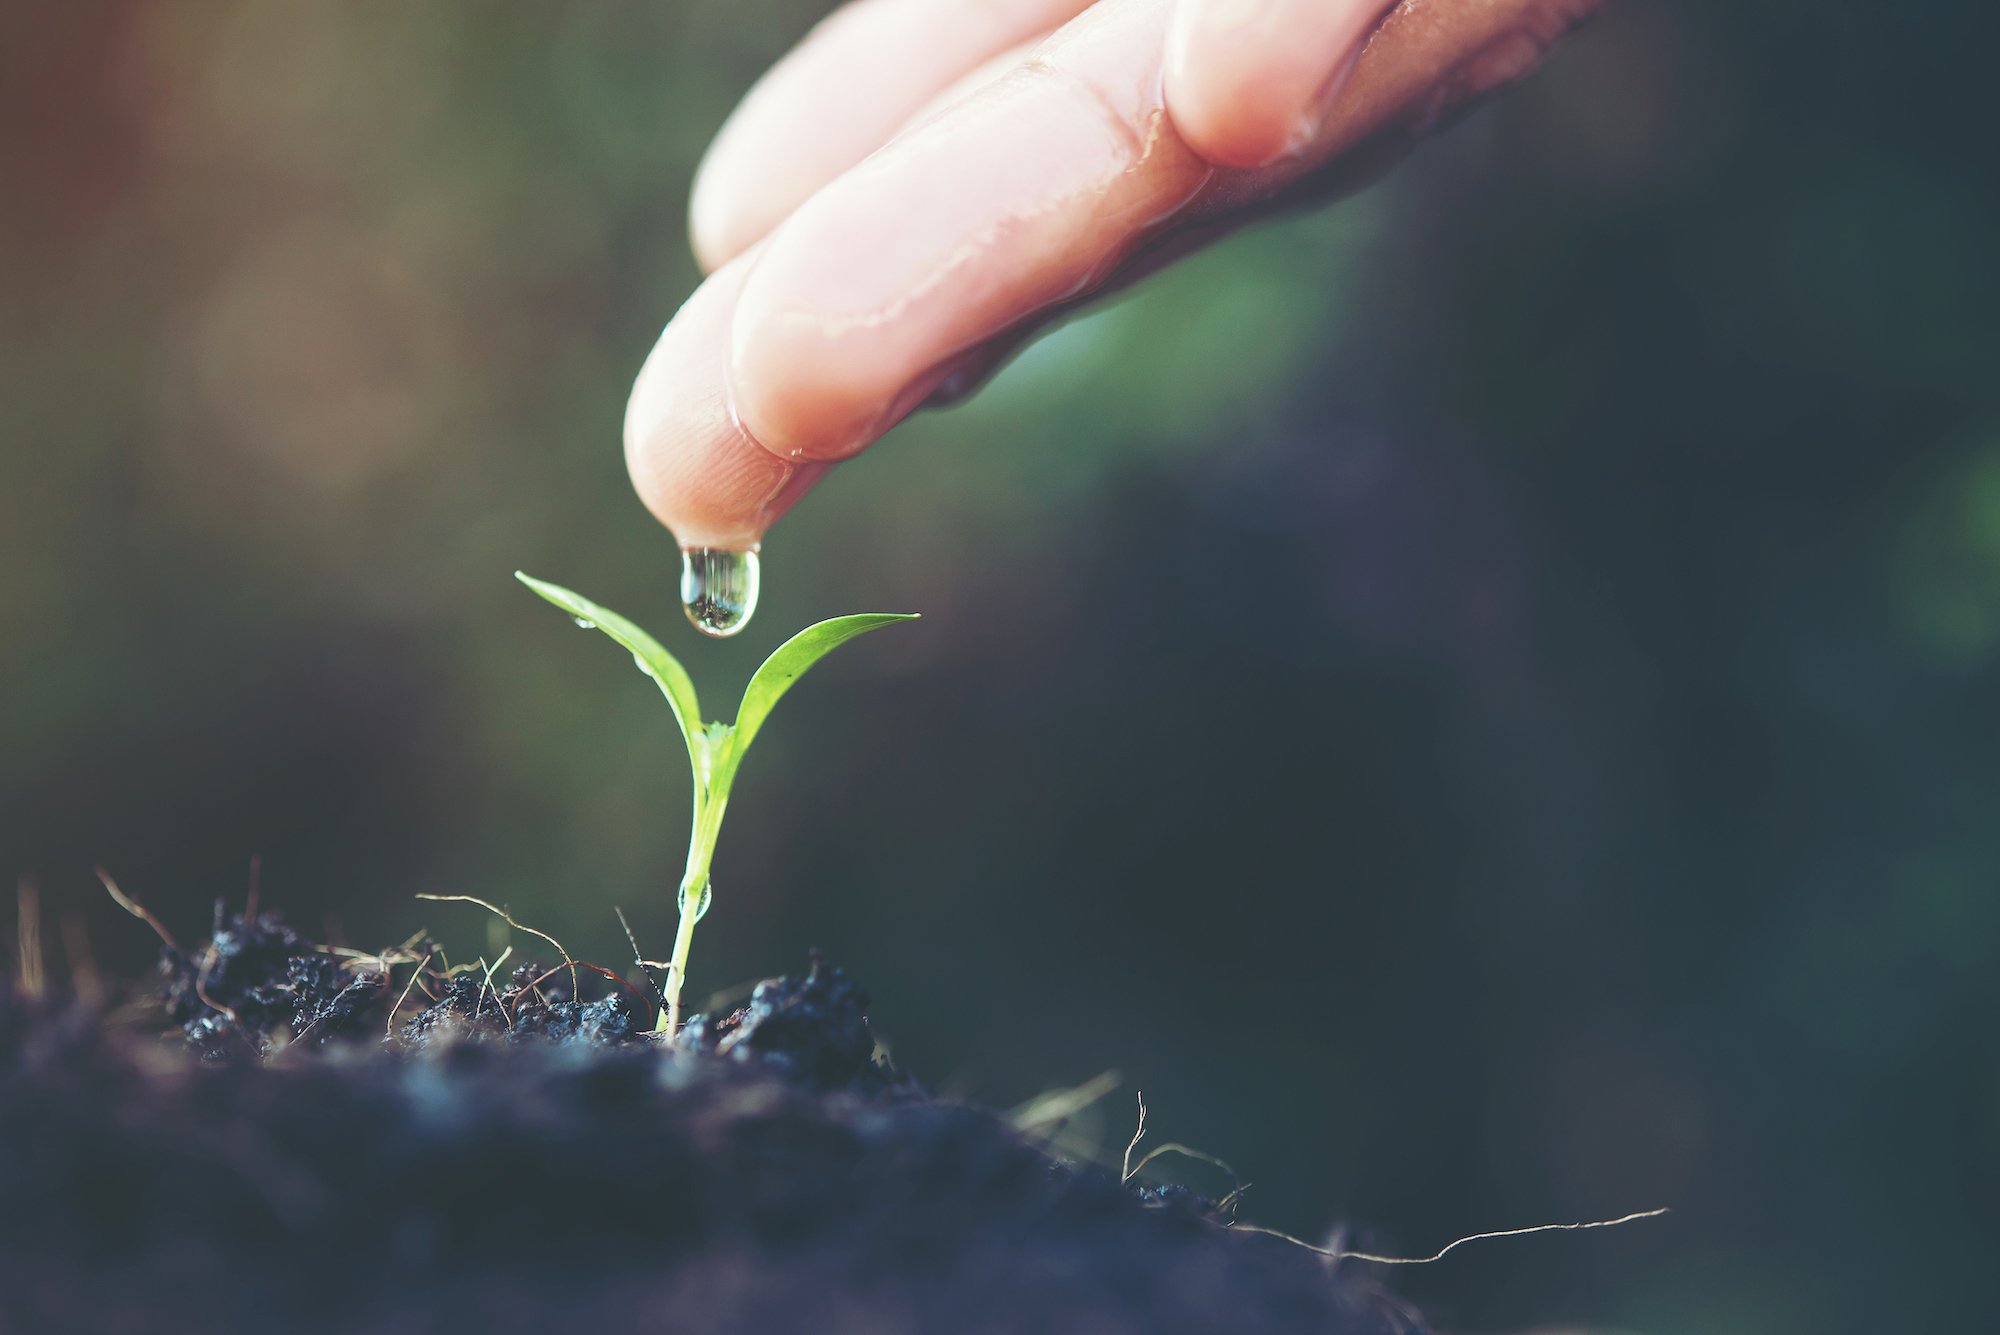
677,879,713,922
680,547,760,638
573,617,596,629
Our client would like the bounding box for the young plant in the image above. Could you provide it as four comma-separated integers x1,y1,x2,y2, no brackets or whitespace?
516,572,916,1035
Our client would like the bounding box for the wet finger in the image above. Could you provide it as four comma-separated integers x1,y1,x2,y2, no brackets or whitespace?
726,0,1211,464
625,249,827,551
689,0,1093,271
1163,0,1397,170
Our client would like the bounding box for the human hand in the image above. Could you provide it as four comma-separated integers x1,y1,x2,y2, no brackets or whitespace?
626,0,1603,570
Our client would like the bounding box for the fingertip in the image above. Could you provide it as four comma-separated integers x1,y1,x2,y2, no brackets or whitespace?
723,164,941,464
687,96,821,273
686,0,1097,272
726,279,949,466
726,7,1216,463
624,257,826,549
1163,33,1307,168
687,152,744,274
1164,0,1380,170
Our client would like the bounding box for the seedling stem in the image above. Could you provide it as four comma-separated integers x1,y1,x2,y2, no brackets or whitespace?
516,572,915,1036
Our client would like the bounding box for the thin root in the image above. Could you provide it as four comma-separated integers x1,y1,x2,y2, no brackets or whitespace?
1122,1093,1149,1181
1117,1095,1244,1201
613,906,668,1014
327,926,432,974
194,942,238,1022
95,867,181,953
385,951,436,1038
521,959,651,1007
475,947,514,1023
417,894,576,1000
1214,1181,1253,1217
1125,1142,1243,1193
15,877,43,998
1233,1207,1670,1265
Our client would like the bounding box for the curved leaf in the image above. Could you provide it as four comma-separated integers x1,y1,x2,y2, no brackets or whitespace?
516,572,704,755
730,613,919,759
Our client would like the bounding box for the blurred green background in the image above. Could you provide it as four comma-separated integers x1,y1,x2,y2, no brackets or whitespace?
5,2,1998,1331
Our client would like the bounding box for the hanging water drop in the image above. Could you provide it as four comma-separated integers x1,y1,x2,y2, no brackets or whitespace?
680,547,760,638
572,617,597,629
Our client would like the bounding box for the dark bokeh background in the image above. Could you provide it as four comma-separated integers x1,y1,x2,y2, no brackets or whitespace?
6,3,1997,1331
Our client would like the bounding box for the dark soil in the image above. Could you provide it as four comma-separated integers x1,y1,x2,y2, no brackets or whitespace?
1,910,1422,1334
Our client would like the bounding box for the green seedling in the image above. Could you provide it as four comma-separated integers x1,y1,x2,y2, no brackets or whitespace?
517,572,916,1035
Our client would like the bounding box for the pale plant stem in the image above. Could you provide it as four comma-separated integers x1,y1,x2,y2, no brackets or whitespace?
661,788,728,1036
661,889,699,1035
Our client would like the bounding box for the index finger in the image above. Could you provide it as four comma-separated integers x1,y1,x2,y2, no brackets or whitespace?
724,0,1601,464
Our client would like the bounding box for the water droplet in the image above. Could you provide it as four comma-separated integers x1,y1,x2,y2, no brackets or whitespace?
572,617,597,630
680,547,760,638
677,879,713,922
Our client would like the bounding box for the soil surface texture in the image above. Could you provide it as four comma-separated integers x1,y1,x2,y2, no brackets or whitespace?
1,909,1421,1334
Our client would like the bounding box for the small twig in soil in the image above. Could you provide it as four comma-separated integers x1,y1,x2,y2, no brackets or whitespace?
614,906,668,1015
95,867,181,953
1232,1207,1671,1266
521,959,651,1007
385,951,436,1038
418,894,577,1001
244,854,262,922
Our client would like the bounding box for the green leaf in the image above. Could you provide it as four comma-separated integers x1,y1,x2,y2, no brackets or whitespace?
730,613,919,759
516,572,705,755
